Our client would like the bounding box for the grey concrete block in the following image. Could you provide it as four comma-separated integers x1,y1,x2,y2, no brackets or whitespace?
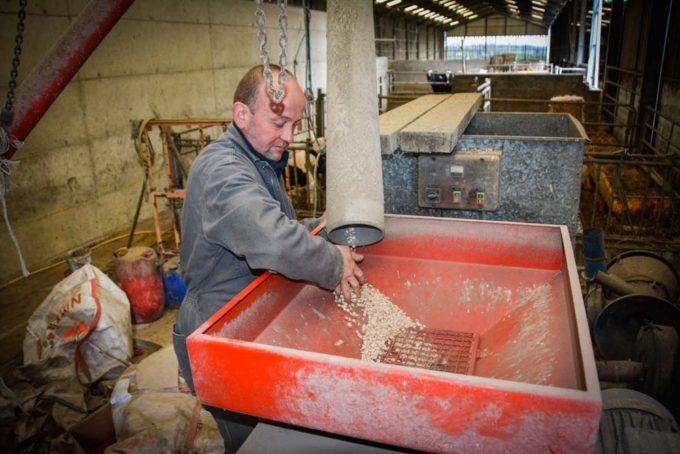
90,134,144,196
18,84,88,155
379,94,450,154
210,24,261,69
213,66,250,111
79,21,213,79
0,203,100,279
208,0,304,28
6,144,96,221
0,0,70,15
80,70,215,138
399,92,483,153
94,186,152,234
0,14,71,85
123,0,210,24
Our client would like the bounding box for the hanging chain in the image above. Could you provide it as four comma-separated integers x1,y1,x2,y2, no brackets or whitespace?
255,0,288,107
3,0,28,120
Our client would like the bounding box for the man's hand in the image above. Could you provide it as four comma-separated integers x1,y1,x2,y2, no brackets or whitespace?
334,245,364,302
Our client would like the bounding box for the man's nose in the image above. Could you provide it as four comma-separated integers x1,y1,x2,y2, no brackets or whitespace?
281,125,294,143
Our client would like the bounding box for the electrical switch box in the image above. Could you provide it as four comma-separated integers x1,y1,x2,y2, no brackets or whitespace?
418,149,501,210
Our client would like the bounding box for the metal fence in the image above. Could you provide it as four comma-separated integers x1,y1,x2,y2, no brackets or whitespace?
581,106,680,251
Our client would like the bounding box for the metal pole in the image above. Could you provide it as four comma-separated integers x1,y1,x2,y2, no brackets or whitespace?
4,0,135,160
577,0,587,65
587,0,603,89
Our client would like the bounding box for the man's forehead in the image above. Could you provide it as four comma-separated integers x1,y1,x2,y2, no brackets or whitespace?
256,82,304,118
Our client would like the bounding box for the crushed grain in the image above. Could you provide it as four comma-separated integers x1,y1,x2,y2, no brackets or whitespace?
335,283,422,361
344,227,357,248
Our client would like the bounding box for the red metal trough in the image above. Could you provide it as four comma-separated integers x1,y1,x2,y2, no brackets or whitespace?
188,214,601,452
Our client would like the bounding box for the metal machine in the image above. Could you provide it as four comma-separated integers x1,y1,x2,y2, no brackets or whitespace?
188,215,601,452
586,250,680,413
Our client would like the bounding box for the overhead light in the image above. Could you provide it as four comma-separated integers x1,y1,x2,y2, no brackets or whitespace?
375,0,389,4
418,9,430,16
385,0,402,7
412,7,423,13
404,4,418,12
532,13,542,19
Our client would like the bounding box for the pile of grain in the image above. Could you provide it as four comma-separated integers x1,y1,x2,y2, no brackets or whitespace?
335,283,422,361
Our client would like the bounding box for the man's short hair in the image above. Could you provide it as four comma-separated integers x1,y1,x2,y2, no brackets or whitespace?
233,64,294,110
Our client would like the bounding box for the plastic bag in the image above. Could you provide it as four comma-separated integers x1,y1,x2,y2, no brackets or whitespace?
107,361,222,453
20,264,133,385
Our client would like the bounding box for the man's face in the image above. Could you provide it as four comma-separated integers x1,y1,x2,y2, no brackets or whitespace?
236,79,306,161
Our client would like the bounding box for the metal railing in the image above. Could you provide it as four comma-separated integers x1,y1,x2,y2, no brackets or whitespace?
481,94,677,248
477,77,491,112
134,117,324,256
581,104,679,248
602,65,642,145
135,118,231,257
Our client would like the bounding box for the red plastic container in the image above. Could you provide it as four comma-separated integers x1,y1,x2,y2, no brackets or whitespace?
115,247,164,323
188,215,601,452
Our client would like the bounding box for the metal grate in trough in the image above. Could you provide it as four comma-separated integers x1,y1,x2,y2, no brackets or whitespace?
378,328,479,375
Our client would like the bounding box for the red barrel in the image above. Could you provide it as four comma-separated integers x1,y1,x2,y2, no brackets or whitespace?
114,247,164,323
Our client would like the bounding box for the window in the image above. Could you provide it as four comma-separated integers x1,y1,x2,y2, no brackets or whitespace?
445,35,549,63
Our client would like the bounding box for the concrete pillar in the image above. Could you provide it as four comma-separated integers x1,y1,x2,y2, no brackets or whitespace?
325,0,384,247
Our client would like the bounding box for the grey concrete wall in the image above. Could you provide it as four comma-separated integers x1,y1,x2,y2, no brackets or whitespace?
0,0,327,281
375,14,445,61
388,62,598,119
454,73,599,119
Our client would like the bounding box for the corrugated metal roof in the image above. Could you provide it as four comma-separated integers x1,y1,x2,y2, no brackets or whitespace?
373,0,569,30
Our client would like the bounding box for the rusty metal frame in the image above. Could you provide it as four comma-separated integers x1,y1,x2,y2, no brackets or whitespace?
581,105,680,248
137,117,324,256
139,118,231,258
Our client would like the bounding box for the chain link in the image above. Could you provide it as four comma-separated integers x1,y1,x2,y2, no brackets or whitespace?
4,0,28,116
255,0,288,106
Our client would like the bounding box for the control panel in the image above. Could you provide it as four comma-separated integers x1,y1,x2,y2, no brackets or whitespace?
418,149,501,211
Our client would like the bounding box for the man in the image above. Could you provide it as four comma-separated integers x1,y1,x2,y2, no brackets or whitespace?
173,65,364,451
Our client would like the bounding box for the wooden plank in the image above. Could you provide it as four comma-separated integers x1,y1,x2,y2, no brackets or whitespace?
399,93,483,153
378,94,451,154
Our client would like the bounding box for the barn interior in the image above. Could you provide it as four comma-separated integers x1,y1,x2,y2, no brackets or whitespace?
1,0,679,452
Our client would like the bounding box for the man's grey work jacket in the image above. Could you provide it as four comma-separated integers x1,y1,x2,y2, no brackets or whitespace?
177,123,343,334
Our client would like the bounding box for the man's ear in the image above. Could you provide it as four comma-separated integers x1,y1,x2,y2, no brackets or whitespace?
232,101,252,129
